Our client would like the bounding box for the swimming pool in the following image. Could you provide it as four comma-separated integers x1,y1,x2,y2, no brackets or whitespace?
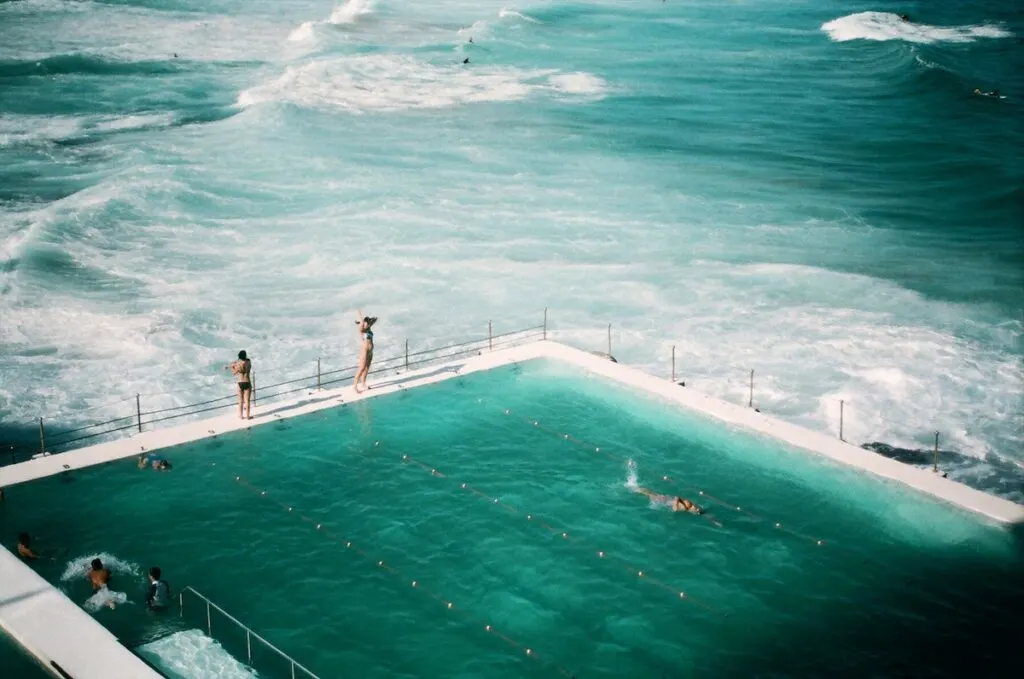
2,359,1022,678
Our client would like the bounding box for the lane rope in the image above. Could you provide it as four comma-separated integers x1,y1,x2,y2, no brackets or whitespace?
489,403,829,548
383,444,725,617
212,461,577,678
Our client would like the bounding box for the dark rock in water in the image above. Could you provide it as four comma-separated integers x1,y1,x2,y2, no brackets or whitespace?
861,441,937,466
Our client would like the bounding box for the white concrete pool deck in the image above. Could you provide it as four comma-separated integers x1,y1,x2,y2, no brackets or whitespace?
1,339,1022,678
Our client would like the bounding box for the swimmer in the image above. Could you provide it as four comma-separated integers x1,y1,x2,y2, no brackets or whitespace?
634,486,704,514
225,350,253,419
353,312,377,393
88,558,111,590
17,533,39,560
899,14,910,22
974,88,1002,98
146,566,170,610
137,453,172,471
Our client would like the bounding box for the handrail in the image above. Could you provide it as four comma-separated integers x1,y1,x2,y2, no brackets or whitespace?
179,586,321,679
0,317,547,466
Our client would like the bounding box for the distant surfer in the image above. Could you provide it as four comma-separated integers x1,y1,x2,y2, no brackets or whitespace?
225,350,253,419
463,57,470,64
353,312,377,393
973,88,1002,98
899,14,910,22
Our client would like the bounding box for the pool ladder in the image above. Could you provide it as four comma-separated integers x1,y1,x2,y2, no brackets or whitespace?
179,586,321,679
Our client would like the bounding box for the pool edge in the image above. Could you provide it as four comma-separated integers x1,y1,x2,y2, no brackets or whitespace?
0,546,164,679
2,339,1022,526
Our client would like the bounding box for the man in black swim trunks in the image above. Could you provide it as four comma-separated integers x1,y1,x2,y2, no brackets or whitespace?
225,350,253,420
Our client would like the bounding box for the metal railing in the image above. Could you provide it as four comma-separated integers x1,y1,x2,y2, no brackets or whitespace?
0,313,549,467
179,586,320,679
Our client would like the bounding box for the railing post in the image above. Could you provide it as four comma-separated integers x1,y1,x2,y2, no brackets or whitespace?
543,308,547,340
748,370,754,408
404,339,409,369
607,323,612,356
206,601,212,636
247,630,252,664
317,358,321,390
839,399,845,441
39,417,45,455
933,431,939,472
179,591,183,617
488,321,493,351
292,661,296,679
136,393,142,433
671,345,676,383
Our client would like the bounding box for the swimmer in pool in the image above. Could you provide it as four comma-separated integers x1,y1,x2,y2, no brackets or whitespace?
88,558,111,590
17,532,39,560
635,487,704,514
138,453,171,471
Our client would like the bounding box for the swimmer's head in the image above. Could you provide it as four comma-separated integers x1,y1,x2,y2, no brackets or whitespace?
18,532,30,546
360,316,378,331
238,350,247,360
149,566,161,581
157,460,172,471
91,559,103,570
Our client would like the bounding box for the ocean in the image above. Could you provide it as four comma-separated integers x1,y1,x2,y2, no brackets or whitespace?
0,0,1022,499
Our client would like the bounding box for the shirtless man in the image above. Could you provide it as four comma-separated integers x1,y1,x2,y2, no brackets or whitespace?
17,533,39,560
634,487,704,515
88,558,111,590
225,350,253,419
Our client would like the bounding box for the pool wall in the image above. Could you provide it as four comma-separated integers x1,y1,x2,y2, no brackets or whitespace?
1,339,1021,678
0,546,164,679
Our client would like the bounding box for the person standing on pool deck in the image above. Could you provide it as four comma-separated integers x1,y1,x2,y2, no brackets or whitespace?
146,567,170,610
354,312,377,393
225,350,253,419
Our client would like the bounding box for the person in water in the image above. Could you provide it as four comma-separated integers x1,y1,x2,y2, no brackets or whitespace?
634,487,704,514
225,350,253,419
353,312,377,393
146,566,170,610
17,532,39,560
137,453,172,471
899,14,910,21
88,558,111,590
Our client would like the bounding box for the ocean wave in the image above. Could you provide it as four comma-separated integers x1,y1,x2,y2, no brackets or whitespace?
822,12,1013,45
287,0,374,43
236,55,606,113
0,112,178,149
0,53,182,78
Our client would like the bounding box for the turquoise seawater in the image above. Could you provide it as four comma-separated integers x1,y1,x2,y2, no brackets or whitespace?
0,0,1022,499
2,361,1022,677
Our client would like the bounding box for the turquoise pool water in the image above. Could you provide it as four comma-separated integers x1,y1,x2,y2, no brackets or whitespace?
2,360,1022,678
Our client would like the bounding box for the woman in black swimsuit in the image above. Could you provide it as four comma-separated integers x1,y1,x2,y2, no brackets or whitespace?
226,350,252,419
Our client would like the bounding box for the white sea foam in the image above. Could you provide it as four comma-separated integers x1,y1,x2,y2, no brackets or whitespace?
236,55,606,112
84,587,130,612
137,629,259,679
61,552,142,581
327,0,374,25
822,12,1013,44
498,7,540,23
